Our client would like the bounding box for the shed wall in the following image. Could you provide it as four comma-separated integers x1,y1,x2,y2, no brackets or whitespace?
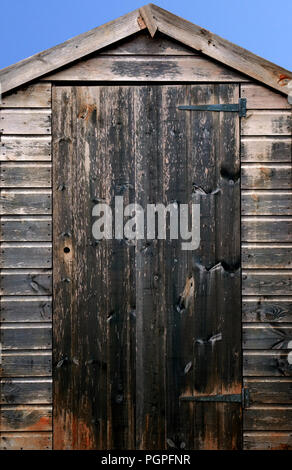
0,32,291,450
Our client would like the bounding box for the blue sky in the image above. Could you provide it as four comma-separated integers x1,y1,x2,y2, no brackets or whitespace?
1,0,291,70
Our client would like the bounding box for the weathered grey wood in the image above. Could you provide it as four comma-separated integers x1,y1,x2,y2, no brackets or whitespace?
1,84,51,108
242,244,292,269
241,111,291,136
0,243,52,268
241,164,292,189
241,217,292,242
244,378,292,404
0,296,52,322
0,216,52,241
0,163,51,188
140,4,158,37
0,432,52,450
0,8,145,94
0,136,51,162
243,351,292,377
241,137,292,163
43,56,248,82
0,378,52,404
242,270,292,295
100,30,197,55
244,432,292,450
242,191,292,216
241,84,291,109
0,324,52,350
0,406,52,431
0,352,52,377
243,325,292,350
242,296,292,322
0,190,52,215
0,269,52,295
0,110,51,135
243,406,292,431
145,4,292,95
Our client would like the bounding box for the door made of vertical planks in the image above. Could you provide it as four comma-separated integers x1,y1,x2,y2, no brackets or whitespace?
52,84,241,450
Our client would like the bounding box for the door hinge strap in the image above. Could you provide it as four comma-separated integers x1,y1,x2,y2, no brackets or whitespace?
180,388,250,407
178,98,247,117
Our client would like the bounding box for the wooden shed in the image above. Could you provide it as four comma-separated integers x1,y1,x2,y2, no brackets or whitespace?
0,4,291,451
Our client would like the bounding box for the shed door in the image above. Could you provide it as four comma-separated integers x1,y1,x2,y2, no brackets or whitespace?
52,84,241,450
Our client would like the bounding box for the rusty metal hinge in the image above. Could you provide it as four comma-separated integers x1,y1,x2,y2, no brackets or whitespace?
180,388,250,408
178,98,247,117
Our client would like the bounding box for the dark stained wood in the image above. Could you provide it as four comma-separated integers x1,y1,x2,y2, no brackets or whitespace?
243,325,292,350
242,217,292,242
0,432,52,450
242,297,292,323
243,351,292,377
243,406,292,431
0,243,52,268
244,378,292,404
242,244,292,269
241,191,292,216
0,378,52,404
0,216,52,242
0,269,52,296
0,352,52,377
0,296,52,323
242,270,292,296
0,325,52,350
244,432,292,450
0,189,52,215
0,163,51,188
0,406,52,431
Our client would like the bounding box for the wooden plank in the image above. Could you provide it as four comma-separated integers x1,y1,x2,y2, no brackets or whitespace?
242,244,292,269
0,8,145,94
241,191,292,216
241,111,291,136
0,406,52,431
0,136,51,162
244,378,292,404
0,269,52,295
242,296,292,322
0,110,51,135
0,296,52,322
0,324,52,350
243,351,292,377
0,352,52,377
244,406,292,431
1,83,51,108
241,137,292,163
241,84,291,109
0,432,52,450
241,217,292,242
243,325,292,350
0,216,52,242
43,56,248,83
0,190,52,215
241,164,292,189
147,4,292,95
100,30,197,55
242,270,292,295
0,163,51,188
0,243,52,268
0,378,52,404
244,432,292,450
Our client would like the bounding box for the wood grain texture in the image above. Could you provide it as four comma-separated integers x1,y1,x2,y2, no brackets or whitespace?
241,191,292,216
0,378,52,404
243,351,292,377
243,325,292,350
244,406,292,431
241,137,292,162
0,296,52,322
43,56,248,83
0,8,145,94
242,297,292,323
1,83,51,108
241,217,292,242
244,378,292,405
0,432,52,450
0,163,51,188
241,84,291,109
244,432,292,450
242,244,292,269
0,243,52,268
0,137,51,162
241,111,291,136
242,270,292,296
0,110,51,135
0,406,52,431
241,164,291,189
0,324,52,350
0,269,52,295
0,352,52,377
0,190,52,215
0,216,52,242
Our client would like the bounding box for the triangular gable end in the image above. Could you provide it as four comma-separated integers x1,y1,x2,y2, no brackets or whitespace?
0,3,291,97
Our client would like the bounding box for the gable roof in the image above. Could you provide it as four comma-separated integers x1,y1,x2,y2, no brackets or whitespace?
1,3,291,97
